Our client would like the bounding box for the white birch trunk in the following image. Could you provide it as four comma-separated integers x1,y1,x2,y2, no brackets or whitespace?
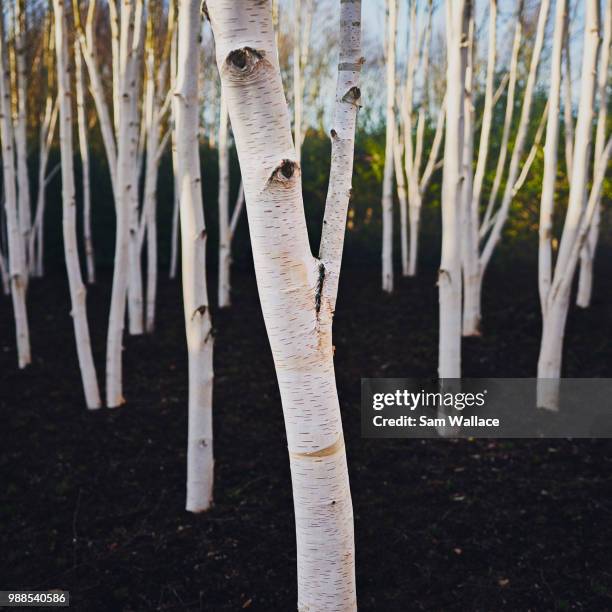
538,0,566,313
75,40,95,284
537,0,601,410
207,0,362,607
143,49,159,333
393,126,408,276
52,0,101,410
169,26,180,281
439,0,466,380
217,89,231,308
30,95,59,278
576,0,610,308
381,0,396,293
106,0,146,407
480,0,550,271
0,0,30,368
175,0,214,512
126,3,146,336
462,0,497,336
14,0,31,275
460,7,477,337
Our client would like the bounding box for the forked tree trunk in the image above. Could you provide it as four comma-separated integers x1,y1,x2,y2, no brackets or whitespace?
537,0,602,410
576,0,610,308
52,0,101,409
381,0,396,293
175,0,214,512
0,0,30,368
75,39,95,284
207,0,362,607
438,0,466,379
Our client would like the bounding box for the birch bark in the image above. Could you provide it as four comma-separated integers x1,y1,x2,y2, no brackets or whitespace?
207,0,362,607
381,0,396,293
13,0,30,274
52,0,101,409
576,0,610,307
175,0,214,511
537,0,602,410
438,0,466,379
74,39,95,284
0,0,30,368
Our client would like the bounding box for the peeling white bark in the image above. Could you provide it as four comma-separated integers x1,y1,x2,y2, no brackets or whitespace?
175,0,214,512
207,0,361,607
52,0,101,409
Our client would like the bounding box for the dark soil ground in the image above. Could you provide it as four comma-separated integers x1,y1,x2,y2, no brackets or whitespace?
1,258,612,611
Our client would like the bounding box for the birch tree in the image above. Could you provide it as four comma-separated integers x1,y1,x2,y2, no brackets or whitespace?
439,0,467,379
462,1,550,335
174,0,214,511
381,0,396,293
13,0,31,275
52,0,101,409
0,0,30,368
74,35,95,284
30,15,59,278
537,0,605,410
576,0,611,308
140,4,175,332
206,0,362,606
400,0,445,277
217,90,247,308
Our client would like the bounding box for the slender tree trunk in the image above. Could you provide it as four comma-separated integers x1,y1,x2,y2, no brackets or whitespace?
31,96,59,278
143,67,159,333
537,0,601,410
439,0,466,379
207,0,362,607
0,0,30,368
393,126,408,276
538,0,566,312
14,0,31,275
52,0,101,409
462,0,497,336
217,89,231,308
576,0,610,308
75,40,95,284
460,6,477,337
381,0,396,293
106,0,146,407
175,0,214,512
169,26,179,281
126,5,146,336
